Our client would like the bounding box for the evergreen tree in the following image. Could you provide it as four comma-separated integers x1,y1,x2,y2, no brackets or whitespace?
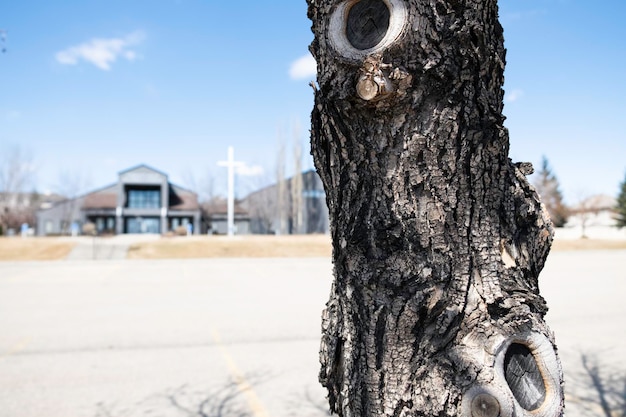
533,156,569,227
616,171,626,229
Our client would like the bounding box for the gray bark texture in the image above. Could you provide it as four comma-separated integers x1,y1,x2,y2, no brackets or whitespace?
306,1,565,416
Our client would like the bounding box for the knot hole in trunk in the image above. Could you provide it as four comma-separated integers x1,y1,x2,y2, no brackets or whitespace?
504,343,547,411
346,0,391,50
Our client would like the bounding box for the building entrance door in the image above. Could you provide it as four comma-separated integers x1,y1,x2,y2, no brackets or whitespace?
125,217,160,234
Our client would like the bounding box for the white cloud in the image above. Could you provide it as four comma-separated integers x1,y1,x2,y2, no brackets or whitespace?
123,50,137,61
236,164,264,177
289,53,317,80
505,89,525,103
55,31,145,71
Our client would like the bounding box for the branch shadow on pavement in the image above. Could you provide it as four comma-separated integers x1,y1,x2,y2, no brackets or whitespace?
95,378,254,417
567,351,626,417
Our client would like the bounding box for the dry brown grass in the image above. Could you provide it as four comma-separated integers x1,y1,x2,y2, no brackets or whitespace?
551,238,626,251
1,235,624,262
127,235,626,259
0,237,76,261
127,234,333,259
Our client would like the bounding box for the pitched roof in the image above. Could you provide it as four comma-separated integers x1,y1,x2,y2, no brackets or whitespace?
83,192,117,209
169,185,200,211
201,199,248,215
81,184,118,209
118,164,168,177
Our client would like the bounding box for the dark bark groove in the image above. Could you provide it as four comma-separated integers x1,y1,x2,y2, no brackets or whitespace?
307,1,564,416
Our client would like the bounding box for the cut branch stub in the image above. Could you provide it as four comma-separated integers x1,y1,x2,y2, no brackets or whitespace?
355,55,394,101
471,393,500,417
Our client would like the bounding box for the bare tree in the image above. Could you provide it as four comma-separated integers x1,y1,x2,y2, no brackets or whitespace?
617,171,626,229
245,187,276,234
570,193,611,239
276,135,288,235
575,196,595,239
308,0,563,416
242,126,311,235
0,145,36,234
183,168,217,205
184,168,221,232
55,169,90,234
290,123,304,234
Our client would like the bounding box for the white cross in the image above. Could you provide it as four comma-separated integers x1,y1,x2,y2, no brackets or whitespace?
217,146,244,237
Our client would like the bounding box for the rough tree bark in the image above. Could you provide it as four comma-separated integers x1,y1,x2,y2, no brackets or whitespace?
307,1,564,416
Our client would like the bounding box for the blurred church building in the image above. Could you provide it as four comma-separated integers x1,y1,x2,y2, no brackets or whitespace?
36,165,204,236
35,165,329,236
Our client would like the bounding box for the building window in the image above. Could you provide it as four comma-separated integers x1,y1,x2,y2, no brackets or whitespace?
126,217,160,234
127,189,161,209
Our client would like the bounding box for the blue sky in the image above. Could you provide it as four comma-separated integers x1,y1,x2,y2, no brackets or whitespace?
1,0,625,204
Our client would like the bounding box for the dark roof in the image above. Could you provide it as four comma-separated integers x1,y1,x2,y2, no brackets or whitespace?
84,192,117,209
169,186,200,211
82,184,118,209
202,199,248,215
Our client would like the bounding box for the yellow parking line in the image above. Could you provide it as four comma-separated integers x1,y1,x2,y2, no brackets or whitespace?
6,273,30,283
210,328,270,417
0,337,30,361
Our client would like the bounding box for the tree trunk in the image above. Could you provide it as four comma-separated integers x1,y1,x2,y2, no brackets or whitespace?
307,1,564,416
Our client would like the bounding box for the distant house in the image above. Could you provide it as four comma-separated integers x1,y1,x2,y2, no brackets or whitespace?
560,194,625,239
36,165,202,236
0,191,64,235
567,194,617,228
242,170,329,234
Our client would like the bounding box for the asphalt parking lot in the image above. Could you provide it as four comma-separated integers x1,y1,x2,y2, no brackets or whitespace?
0,251,624,417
